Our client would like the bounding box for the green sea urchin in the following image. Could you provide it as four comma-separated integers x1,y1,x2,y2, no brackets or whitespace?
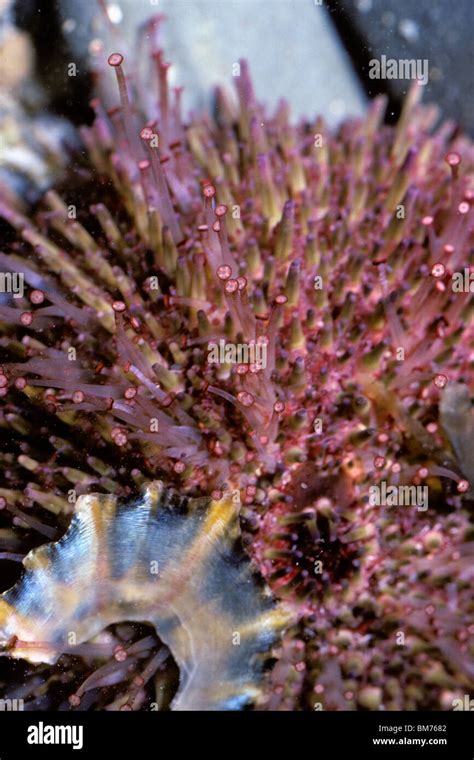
0,15,473,711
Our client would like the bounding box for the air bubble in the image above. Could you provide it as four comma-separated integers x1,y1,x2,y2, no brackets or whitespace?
237,391,254,407
113,646,127,662
108,53,124,67
203,184,216,199
30,289,44,305
225,279,239,294
431,263,445,278
445,152,461,167
217,265,231,281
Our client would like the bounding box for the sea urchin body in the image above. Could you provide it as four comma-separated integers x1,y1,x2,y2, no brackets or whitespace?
0,17,473,710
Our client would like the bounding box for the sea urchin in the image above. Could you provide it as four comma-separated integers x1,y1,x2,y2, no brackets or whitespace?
0,15,473,711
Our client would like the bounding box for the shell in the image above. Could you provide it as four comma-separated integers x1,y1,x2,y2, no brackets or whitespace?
0,482,293,710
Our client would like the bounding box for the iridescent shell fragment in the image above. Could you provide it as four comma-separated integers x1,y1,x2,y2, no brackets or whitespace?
0,482,292,710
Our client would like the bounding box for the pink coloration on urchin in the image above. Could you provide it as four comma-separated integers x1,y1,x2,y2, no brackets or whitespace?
0,19,473,712
431,263,446,278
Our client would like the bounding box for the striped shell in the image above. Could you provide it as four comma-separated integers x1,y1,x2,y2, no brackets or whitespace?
0,482,292,710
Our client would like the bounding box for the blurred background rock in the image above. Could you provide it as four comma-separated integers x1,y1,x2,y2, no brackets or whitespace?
1,0,472,200
15,0,367,125
0,0,76,203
